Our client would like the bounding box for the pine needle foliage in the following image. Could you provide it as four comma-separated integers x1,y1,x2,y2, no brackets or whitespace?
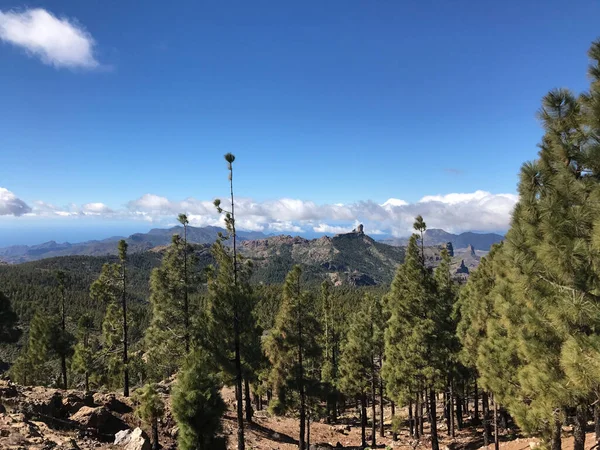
172,350,226,450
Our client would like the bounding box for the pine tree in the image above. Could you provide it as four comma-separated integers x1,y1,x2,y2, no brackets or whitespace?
71,314,97,391
0,291,19,344
178,213,191,353
320,280,341,423
455,40,600,449
118,240,130,397
264,265,320,450
172,350,226,450
135,383,165,450
210,152,259,450
56,270,69,389
25,312,62,385
145,232,197,380
339,294,378,448
383,217,445,450
90,251,129,392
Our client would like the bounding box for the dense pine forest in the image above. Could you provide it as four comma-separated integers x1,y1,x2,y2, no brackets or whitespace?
3,39,600,450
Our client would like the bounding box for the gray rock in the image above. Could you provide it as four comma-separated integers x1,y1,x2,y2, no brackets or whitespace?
114,427,151,450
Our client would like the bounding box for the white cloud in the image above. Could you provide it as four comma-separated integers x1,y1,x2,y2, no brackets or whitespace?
0,188,31,216
382,198,408,208
82,202,113,215
0,8,99,69
313,223,353,234
15,190,518,237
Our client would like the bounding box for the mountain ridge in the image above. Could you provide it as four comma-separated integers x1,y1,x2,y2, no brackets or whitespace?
0,225,502,265
380,228,503,251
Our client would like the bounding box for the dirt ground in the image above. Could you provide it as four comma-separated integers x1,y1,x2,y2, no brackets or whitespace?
1,381,598,450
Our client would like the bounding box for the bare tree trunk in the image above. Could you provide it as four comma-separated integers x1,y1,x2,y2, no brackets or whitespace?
413,397,419,438
379,376,384,438
430,387,440,450
551,408,562,450
574,404,586,450
482,392,490,447
450,383,455,438
420,390,424,436
474,380,480,425
361,393,367,448
307,410,311,449
493,398,499,450
152,417,159,450
444,390,451,436
371,364,377,448
595,401,600,445
455,389,463,431
244,377,253,422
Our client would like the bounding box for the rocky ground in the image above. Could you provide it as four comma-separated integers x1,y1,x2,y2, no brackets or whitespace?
0,380,597,450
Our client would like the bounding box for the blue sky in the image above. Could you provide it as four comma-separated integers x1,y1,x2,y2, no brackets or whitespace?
1,0,599,245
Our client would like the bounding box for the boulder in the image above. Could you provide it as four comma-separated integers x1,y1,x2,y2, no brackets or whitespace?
114,427,151,450
62,393,85,415
93,393,132,414
71,406,129,438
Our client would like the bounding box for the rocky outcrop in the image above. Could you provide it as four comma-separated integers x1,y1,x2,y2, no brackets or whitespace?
71,406,129,439
456,260,469,274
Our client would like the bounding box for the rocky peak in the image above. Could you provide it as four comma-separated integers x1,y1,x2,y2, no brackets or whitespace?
456,260,469,274
353,224,364,235
466,244,476,257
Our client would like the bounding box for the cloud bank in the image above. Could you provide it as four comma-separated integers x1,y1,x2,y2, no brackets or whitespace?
0,188,31,216
0,8,99,69
13,190,518,236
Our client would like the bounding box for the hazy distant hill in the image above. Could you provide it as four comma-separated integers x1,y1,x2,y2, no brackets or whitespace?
381,228,503,251
0,226,268,264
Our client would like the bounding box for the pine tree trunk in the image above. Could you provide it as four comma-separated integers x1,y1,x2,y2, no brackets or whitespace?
361,393,367,448
474,380,480,425
379,375,384,438
307,410,311,449
391,400,398,441
551,409,562,450
444,390,450,435
152,417,159,450
573,404,586,450
61,355,67,390
493,398,499,450
84,372,89,392
234,330,245,450
244,378,253,422
455,389,463,431
412,398,418,438
430,387,440,450
425,388,430,418
482,392,490,447
594,402,600,444
450,384,455,437
420,390,424,436
371,365,377,447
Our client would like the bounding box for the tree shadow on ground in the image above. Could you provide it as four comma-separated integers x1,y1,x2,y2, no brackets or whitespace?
247,420,299,445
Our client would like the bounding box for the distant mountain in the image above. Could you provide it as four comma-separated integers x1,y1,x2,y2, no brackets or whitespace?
240,226,406,285
0,226,268,264
381,228,503,251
